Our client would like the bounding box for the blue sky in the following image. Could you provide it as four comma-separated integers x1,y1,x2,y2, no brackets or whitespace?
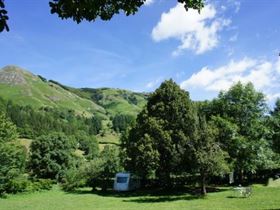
0,0,280,103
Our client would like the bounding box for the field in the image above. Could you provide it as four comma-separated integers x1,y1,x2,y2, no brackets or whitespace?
1,185,279,210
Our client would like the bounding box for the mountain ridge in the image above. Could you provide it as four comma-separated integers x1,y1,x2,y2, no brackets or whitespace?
0,65,148,118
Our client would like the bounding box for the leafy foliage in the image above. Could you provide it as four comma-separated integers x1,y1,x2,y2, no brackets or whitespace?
85,145,122,191
49,0,204,24
0,112,26,195
75,131,99,159
112,114,135,133
29,132,77,180
269,99,280,154
1,69,280,196
4,101,102,139
204,82,274,182
60,167,86,192
0,0,204,32
0,0,9,32
192,114,229,195
122,80,196,185
0,111,18,143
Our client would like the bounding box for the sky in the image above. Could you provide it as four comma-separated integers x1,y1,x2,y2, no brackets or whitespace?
0,0,280,104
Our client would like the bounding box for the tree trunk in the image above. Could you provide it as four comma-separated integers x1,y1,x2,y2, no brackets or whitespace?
238,170,244,185
157,170,171,188
101,178,108,192
200,170,207,196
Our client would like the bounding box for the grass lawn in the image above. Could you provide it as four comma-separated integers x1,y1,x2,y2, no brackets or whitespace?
1,185,279,210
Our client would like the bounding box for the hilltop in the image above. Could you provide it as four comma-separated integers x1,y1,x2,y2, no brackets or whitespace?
0,65,105,117
0,65,148,118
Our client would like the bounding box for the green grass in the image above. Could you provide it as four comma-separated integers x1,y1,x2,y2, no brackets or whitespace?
73,87,148,117
267,178,280,187
0,66,106,117
0,185,279,210
19,138,32,153
97,133,120,150
98,88,147,116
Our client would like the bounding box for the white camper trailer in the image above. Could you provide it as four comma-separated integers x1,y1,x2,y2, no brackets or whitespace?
113,172,140,191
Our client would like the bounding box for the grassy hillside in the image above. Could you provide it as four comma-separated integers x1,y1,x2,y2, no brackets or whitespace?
0,65,148,145
0,65,148,118
0,66,106,117
70,88,148,117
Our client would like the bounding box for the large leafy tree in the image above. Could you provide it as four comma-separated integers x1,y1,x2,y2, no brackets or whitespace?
270,99,280,153
122,79,196,186
192,114,229,195
207,82,274,182
29,132,77,180
121,110,161,180
0,0,204,32
0,112,26,195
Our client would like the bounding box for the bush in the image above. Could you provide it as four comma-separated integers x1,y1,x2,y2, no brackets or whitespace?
75,131,99,160
29,132,77,180
5,173,31,194
32,179,53,191
5,175,53,194
84,145,122,191
0,112,27,195
60,167,86,192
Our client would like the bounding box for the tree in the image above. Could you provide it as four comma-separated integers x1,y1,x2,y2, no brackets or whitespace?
112,114,135,133
121,111,160,181
60,165,87,192
0,0,8,32
0,112,26,195
0,111,18,143
0,0,204,32
75,131,99,160
4,100,102,139
122,79,196,186
29,132,77,180
270,99,280,154
85,145,122,191
192,114,229,195
206,82,273,183
87,116,102,135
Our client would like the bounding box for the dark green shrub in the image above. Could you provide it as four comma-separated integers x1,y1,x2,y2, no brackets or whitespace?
60,168,86,192
6,173,30,194
29,132,77,180
34,179,53,191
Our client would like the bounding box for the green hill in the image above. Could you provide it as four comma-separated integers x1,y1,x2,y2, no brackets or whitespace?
0,65,106,117
0,65,149,148
70,87,148,117
0,65,148,120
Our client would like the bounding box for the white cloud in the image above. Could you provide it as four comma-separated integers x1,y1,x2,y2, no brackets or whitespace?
226,0,241,13
227,48,234,57
146,77,163,89
276,57,280,73
267,93,280,101
229,33,238,42
151,3,231,55
144,0,154,6
180,57,280,102
233,1,241,13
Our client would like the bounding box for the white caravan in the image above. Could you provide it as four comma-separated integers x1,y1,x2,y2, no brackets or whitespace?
113,172,140,191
